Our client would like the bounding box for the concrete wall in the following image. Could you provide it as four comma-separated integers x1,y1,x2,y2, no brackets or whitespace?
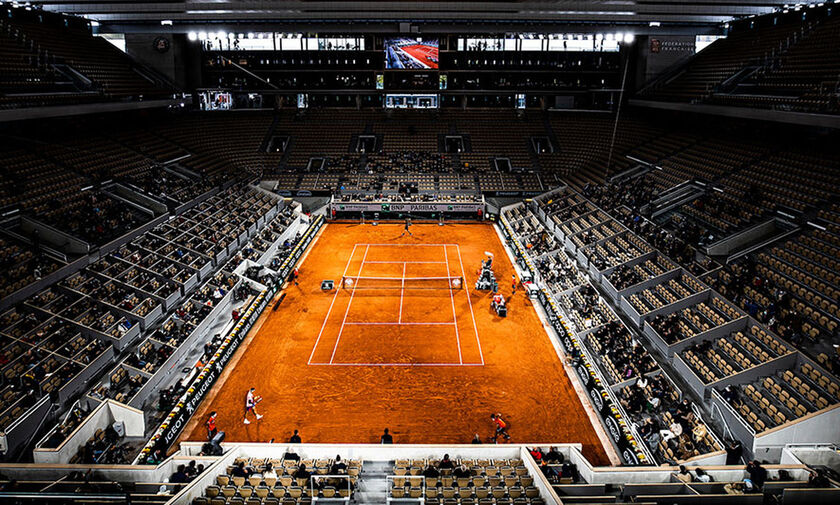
753,404,840,462
124,33,197,89
33,400,145,464
635,35,697,89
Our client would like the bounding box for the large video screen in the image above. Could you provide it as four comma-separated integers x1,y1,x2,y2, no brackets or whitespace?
385,38,439,70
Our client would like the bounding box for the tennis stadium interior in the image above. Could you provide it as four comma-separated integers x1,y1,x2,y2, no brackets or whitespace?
1,0,840,503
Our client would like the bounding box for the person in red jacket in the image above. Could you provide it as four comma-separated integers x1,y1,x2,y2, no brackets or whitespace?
206,411,217,440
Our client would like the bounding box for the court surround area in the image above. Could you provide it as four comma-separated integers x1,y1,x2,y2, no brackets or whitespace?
183,222,610,465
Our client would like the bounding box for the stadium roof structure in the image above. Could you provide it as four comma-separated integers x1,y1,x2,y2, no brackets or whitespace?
27,0,803,28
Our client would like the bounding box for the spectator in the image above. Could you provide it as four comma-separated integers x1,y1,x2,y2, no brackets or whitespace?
422,465,440,480
808,469,830,487
231,462,249,479
725,440,743,465
330,455,347,474
294,463,311,482
746,461,767,490
170,464,189,484
289,429,301,443
438,454,455,470
694,468,712,482
674,465,692,483
263,463,278,480
471,433,482,444
545,447,564,464
184,460,198,480
453,464,471,480
380,428,393,444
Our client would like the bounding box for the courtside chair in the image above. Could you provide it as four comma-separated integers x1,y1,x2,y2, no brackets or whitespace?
209,498,225,505
192,498,208,505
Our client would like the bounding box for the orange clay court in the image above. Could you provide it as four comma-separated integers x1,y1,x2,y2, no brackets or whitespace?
183,222,610,465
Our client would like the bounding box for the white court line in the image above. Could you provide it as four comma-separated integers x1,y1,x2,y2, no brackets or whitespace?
399,262,406,324
358,243,460,247
456,244,484,365
328,244,370,364
343,321,456,326
364,261,447,264
307,244,358,365
443,244,463,365
309,362,485,367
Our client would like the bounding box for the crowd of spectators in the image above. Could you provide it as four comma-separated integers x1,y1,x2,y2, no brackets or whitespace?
588,321,658,382
47,191,149,246
528,446,578,483
170,460,206,484
707,258,840,374
75,424,133,464
624,373,719,462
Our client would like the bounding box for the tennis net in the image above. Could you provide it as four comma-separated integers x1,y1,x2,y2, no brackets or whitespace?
341,275,463,290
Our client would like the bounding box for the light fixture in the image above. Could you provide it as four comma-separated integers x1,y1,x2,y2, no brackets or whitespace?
188,31,197,41
624,33,635,43
198,31,207,40
160,20,172,26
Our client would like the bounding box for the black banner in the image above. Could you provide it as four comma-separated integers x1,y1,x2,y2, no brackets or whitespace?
534,286,647,465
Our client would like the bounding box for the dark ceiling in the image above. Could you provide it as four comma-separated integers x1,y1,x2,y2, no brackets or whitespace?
26,0,805,31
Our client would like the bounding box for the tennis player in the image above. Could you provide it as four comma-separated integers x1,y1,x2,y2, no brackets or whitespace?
243,387,263,424
491,413,511,442
400,217,413,237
